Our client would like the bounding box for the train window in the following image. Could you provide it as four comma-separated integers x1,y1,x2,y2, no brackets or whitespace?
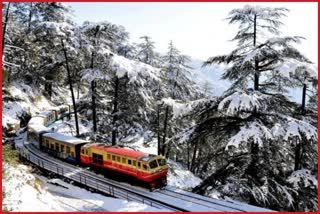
128,159,132,165
149,160,158,169
66,146,70,154
71,152,74,157
50,144,54,150
61,145,64,153
81,149,84,154
158,158,166,166
122,157,126,164
85,150,88,155
112,155,116,161
46,141,49,148
55,143,59,151
138,162,141,168
107,154,111,160
133,160,136,166
143,164,148,171
117,156,121,162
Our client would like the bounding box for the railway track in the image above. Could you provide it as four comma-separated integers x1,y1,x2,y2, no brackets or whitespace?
15,133,273,212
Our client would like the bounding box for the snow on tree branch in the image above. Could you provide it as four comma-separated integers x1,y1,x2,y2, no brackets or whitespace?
287,169,318,189
80,69,109,82
111,55,160,85
218,90,268,117
226,121,273,149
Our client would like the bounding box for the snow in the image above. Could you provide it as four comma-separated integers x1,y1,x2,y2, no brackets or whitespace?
38,21,74,37
2,82,58,129
80,68,109,82
48,117,93,136
2,163,167,212
218,90,267,117
226,122,273,149
43,132,89,144
227,117,317,150
287,169,318,189
282,117,318,142
242,48,259,64
111,54,160,85
162,98,193,118
273,59,317,80
187,58,230,96
167,160,202,190
162,97,209,119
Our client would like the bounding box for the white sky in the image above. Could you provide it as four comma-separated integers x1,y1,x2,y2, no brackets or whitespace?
67,2,318,63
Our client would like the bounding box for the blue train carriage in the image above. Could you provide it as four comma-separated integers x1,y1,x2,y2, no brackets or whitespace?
27,124,50,149
40,132,89,164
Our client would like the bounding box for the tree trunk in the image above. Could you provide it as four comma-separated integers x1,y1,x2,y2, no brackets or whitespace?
77,81,80,99
162,106,169,155
2,2,10,52
27,3,33,34
111,76,119,146
90,25,100,133
157,103,161,155
301,83,307,115
61,39,80,136
91,80,97,132
294,141,302,171
187,141,190,170
253,14,259,91
190,140,199,173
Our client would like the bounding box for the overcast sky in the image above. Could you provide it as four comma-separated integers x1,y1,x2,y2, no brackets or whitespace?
67,2,318,63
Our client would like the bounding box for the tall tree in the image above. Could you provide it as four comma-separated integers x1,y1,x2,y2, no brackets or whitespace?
183,5,318,211
204,6,299,92
137,36,158,66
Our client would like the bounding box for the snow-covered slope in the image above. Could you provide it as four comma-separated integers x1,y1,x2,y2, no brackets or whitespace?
2,163,168,212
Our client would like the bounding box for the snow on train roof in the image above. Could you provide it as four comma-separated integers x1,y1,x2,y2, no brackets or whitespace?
28,124,49,133
38,111,54,117
89,143,147,159
43,132,89,145
28,116,45,126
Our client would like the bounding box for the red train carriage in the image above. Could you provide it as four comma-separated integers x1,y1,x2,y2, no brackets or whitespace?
80,143,168,189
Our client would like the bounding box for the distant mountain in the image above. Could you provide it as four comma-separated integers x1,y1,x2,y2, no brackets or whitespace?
187,58,230,96
188,58,304,104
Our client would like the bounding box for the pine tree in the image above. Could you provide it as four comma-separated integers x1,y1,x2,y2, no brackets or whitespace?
137,36,158,66
177,5,318,211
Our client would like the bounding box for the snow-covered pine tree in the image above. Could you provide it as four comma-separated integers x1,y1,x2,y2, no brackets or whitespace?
169,5,318,211
137,35,159,66
159,41,203,157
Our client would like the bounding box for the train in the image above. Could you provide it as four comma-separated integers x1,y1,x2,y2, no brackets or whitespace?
27,105,168,190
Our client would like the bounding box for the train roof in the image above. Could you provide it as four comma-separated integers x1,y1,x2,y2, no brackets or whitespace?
28,116,44,125
28,124,50,133
43,132,89,145
37,111,54,117
50,105,68,111
89,143,147,159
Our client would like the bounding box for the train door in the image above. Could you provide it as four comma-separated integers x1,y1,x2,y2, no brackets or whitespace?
92,153,103,165
75,143,86,163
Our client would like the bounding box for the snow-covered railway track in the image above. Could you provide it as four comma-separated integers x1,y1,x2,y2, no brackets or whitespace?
17,141,186,212
159,187,272,212
16,134,273,212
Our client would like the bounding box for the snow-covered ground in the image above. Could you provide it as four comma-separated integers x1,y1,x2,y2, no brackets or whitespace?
2,163,168,212
2,80,203,211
